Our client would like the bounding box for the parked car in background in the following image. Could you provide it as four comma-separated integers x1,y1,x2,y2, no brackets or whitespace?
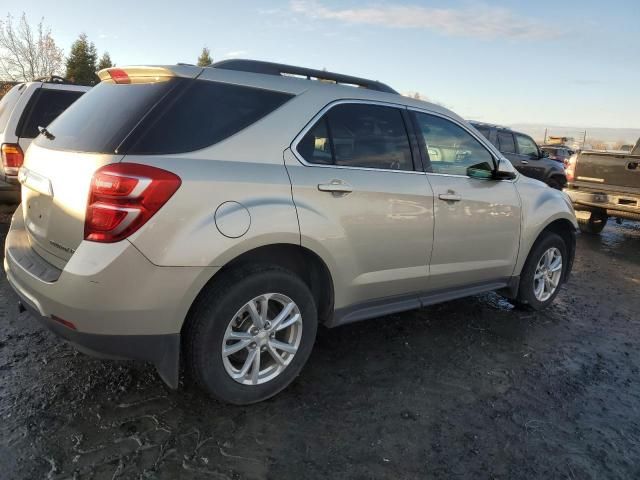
5,61,577,404
470,122,567,190
565,140,640,233
540,145,574,166
0,77,89,202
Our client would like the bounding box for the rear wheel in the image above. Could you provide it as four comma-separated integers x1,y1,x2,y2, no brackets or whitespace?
517,232,567,310
184,266,317,404
577,210,607,234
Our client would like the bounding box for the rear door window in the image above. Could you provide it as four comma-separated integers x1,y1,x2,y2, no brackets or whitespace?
298,103,415,171
497,132,516,154
0,84,25,133
16,89,85,139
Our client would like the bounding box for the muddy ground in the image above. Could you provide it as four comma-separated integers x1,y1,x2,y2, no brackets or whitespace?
1,217,639,480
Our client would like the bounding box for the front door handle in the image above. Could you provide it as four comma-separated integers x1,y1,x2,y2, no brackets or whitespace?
318,181,353,194
521,160,529,165
438,193,462,202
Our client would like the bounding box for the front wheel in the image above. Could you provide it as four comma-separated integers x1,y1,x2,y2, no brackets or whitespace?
184,266,318,404
517,232,567,310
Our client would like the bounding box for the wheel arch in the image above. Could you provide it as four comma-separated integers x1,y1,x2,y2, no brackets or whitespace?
518,217,576,283
181,243,335,334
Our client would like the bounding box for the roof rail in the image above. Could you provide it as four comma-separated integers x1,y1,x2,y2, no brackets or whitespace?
33,75,74,85
211,59,398,94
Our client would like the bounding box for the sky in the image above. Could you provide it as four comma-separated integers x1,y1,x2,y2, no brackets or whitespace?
6,0,640,129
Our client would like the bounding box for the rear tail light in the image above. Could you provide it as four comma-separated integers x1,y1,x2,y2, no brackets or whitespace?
85,163,181,243
565,154,577,182
1,143,24,176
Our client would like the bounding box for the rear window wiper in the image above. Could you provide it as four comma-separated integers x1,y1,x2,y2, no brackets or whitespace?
38,126,55,140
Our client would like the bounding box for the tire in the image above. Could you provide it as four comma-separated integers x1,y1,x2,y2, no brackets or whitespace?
577,211,607,234
184,266,317,405
516,232,567,310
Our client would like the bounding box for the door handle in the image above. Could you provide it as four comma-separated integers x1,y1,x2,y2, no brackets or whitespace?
521,160,529,165
318,181,353,194
438,193,462,202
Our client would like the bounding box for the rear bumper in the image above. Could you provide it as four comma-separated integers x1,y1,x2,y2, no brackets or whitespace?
18,297,180,387
566,188,640,220
4,211,216,388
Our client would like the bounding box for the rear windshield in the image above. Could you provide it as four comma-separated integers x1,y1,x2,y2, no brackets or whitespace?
36,78,293,154
36,80,177,153
0,84,25,133
17,89,85,139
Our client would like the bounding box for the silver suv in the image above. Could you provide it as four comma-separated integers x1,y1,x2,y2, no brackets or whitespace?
5,61,577,404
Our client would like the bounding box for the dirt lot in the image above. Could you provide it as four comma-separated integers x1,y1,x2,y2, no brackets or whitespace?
1,217,639,480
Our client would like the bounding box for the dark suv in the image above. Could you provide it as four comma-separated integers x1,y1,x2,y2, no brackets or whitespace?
470,122,567,190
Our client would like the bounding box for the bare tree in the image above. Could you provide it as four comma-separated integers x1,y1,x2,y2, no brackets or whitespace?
0,13,64,81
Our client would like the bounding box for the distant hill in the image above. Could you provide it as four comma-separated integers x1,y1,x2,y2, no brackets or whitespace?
510,123,640,146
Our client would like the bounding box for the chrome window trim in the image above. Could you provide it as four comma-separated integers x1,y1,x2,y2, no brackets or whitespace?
290,99,426,175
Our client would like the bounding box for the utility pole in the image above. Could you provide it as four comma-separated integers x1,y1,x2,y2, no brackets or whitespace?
583,130,587,149
543,128,548,144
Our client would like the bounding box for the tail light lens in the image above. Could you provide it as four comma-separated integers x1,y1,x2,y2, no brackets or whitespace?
1,143,24,176
565,154,577,182
85,163,181,243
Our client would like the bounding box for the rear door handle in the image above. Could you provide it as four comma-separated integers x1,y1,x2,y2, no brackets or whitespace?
438,193,462,202
521,160,529,165
318,181,353,194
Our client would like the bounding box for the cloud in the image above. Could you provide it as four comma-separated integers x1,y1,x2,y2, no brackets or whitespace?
290,1,553,39
224,50,248,58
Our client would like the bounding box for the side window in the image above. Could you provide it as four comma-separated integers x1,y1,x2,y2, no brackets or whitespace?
497,131,516,154
413,112,495,176
299,103,414,171
298,118,333,165
129,81,293,154
516,134,539,157
18,89,84,139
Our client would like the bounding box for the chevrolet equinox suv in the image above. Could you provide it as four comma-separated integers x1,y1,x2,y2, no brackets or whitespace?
5,61,577,404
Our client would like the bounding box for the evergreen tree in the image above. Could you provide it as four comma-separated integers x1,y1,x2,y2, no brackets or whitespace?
197,47,213,67
65,33,97,85
97,52,114,71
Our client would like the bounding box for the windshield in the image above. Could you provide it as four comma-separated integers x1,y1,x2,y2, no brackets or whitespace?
0,84,25,133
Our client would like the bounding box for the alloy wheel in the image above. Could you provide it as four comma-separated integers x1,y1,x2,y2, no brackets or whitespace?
533,247,563,302
221,293,303,385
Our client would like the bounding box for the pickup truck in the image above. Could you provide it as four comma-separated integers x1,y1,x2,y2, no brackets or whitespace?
565,138,640,233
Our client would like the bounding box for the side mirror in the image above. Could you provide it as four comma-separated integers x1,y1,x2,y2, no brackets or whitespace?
493,170,517,180
541,150,550,158
492,158,517,180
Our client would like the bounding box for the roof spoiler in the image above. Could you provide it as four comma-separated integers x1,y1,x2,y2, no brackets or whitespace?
96,65,203,83
212,59,398,94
